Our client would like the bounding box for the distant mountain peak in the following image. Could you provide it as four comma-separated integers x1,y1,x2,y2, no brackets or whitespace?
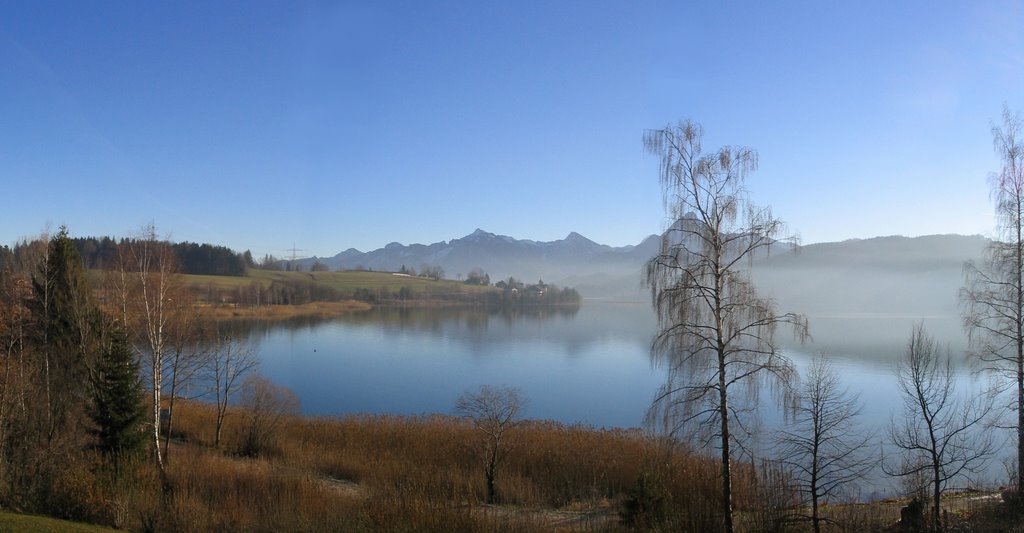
460,229,498,242
565,231,588,241
561,232,603,250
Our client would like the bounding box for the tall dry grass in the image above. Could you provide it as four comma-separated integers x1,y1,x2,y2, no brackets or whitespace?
152,400,749,531
50,398,970,532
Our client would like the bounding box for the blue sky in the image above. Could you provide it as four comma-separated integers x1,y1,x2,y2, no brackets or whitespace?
2,1,1021,258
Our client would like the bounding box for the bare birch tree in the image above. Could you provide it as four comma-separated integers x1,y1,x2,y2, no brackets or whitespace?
161,301,209,463
644,120,808,533
208,332,257,449
454,385,526,504
110,224,178,474
962,106,1024,493
776,355,875,533
887,324,995,532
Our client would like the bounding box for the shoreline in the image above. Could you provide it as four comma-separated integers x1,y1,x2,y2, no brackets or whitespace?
200,300,372,319
199,299,583,320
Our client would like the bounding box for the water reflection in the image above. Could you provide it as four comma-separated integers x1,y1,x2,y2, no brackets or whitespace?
234,304,581,331
230,301,658,354
787,314,966,357
238,301,663,429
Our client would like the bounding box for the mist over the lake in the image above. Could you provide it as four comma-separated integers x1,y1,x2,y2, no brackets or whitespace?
750,234,987,358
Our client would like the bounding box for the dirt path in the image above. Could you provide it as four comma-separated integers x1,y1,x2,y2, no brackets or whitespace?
316,475,366,499
473,499,619,531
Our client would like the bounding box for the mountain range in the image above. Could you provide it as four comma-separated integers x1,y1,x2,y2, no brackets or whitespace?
299,229,661,297
300,229,990,317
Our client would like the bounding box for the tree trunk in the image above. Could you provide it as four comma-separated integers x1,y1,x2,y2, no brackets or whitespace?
933,462,942,531
1018,356,1023,494
716,246,734,533
43,353,52,442
215,407,225,449
163,393,175,464
485,444,498,504
152,373,164,473
485,468,496,504
1017,198,1024,494
719,356,733,533
811,475,820,533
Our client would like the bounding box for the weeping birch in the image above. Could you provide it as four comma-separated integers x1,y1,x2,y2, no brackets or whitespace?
644,120,808,533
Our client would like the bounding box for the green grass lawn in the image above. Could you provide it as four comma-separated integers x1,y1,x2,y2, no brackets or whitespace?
87,268,501,307
0,510,120,532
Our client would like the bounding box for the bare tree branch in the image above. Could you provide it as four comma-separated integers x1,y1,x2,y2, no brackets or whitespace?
886,324,996,531
776,355,876,533
962,106,1024,495
208,331,258,449
644,120,807,533
454,385,526,504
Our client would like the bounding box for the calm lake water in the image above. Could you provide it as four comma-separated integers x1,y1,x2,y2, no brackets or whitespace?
243,300,663,428
242,302,976,428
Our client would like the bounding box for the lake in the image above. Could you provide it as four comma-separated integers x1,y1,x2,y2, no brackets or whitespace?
243,301,977,428
243,300,663,429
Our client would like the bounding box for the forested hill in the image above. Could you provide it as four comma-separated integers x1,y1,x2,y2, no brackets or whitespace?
69,237,250,276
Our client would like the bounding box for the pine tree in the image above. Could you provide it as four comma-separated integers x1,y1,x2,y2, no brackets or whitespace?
89,323,145,464
10,225,104,508
26,225,98,443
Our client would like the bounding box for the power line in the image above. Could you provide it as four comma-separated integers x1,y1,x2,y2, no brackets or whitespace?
285,243,304,263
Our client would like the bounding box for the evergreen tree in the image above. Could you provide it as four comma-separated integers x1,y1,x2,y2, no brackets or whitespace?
26,225,98,443
9,225,103,511
89,323,145,463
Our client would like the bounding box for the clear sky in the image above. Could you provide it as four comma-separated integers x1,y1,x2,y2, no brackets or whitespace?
2,1,1021,258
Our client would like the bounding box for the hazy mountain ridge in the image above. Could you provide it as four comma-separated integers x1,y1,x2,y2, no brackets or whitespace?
756,234,985,270
301,231,989,317
750,234,988,318
300,229,660,293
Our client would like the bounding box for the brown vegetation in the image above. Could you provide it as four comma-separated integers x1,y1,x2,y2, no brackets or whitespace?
18,396,1005,532
56,399,775,532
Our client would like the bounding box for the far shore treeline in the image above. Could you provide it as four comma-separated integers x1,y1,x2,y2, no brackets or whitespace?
0,235,581,310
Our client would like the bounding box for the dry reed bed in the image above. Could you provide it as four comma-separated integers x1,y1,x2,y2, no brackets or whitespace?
91,401,1006,532
145,401,744,531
